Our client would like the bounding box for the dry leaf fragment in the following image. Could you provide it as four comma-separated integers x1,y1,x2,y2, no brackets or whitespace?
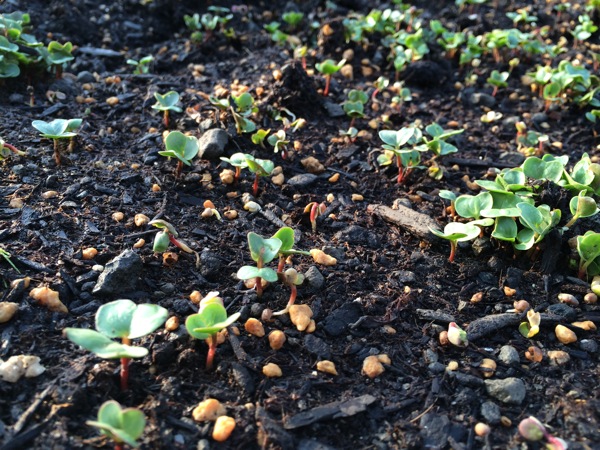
29,287,68,313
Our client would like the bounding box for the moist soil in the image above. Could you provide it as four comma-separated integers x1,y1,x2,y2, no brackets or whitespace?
0,1,599,449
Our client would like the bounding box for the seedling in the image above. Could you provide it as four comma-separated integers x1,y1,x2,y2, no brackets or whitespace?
565,192,599,228
515,203,561,251
185,292,240,370
372,76,389,100
519,309,541,338
220,152,249,183
251,129,271,148
378,126,422,183
149,219,196,259
304,201,327,233
518,416,567,450
237,232,282,298
267,130,290,158
87,400,145,450
0,247,19,272
343,89,368,128
282,11,304,29
429,220,493,262
447,322,468,347
31,118,82,166
126,55,153,74
293,45,308,70
151,91,182,128
486,70,509,96
438,190,457,218
246,154,274,196
314,58,346,96
158,131,199,178
271,226,311,272
273,268,304,316
576,231,600,279
0,137,25,160
64,299,168,390
39,41,74,79
416,122,464,158
454,192,493,220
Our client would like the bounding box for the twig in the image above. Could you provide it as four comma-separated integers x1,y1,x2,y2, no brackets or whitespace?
12,382,56,434
409,401,437,424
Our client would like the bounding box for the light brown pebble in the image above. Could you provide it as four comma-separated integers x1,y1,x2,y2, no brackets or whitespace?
558,293,578,306
525,346,543,362
9,198,23,208
439,330,449,345
0,302,19,323
271,173,285,186
377,354,391,364
81,248,98,260
316,360,338,375
106,96,119,106
223,210,238,220
268,330,286,350
471,292,483,303
263,362,282,377
220,169,235,184
555,325,577,344
310,249,337,266
29,287,68,313
213,415,236,442
42,191,59,199
584,293,597,304
447,361,459,371
112,211,124,222
571,320,596,331
272,69,282,81
547,350,570,366
340,64,353,80
192,399,226,422
329,173,340,183
301,156,325,174
151,184,161,192
133,238,145,249
474,423,491,437
165,316,179,332
503,286,516,297
513,300,530,312
289,305,313,332
190,291,202,304
134,214,150,227
352,194,364,202
244,318,265,337
306,319,316,333
362,355,385,379
480,358,496,378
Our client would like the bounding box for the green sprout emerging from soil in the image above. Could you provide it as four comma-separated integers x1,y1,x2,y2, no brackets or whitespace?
576,231,600,279
152,91,182,128
126,55,153,74
518,416,567,450
237,232,281,298
429,220,492,262
64,299,168,391
246,155,274,196
185,291,240,370
159,131,199,178
31,118,82,166
315,58,346,96
0,137,26,160
87,400,145,450
149,219,198,261
304,201,327,233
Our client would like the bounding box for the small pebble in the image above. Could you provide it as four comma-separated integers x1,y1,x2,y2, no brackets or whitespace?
555,325,577,344
244,318,265,337
42,191,59,199
362,355,385,379
81,248,98,260
263,363,282,377
547,350,570,366
212,416,236,442
316,360,338,375
268,330,286,350
474,423,491,437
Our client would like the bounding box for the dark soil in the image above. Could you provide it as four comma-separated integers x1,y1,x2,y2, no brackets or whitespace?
1,1,599,449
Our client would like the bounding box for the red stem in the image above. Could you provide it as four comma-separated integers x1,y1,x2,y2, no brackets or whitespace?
256,258,263,297
323,75,331,96
287,284,297,309
176,160,183,178
302,56,306,71
449,241,457,263
396,155,404,184
53,140,61,166
235,166,241,183
277,255,285,273
120,337,131,391
253,174,259,197
115,444,124,450
3,143,21,154
206,334,217,370
164,111,169,129
492,86,498,97
310,203,319,232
